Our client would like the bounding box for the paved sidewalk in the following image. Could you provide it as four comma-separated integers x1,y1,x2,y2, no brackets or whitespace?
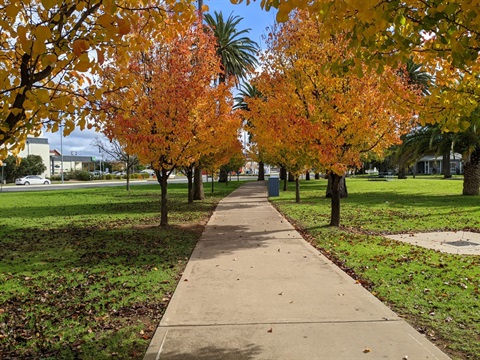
144,182,450,360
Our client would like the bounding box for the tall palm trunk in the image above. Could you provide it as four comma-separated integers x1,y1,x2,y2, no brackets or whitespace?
463,147,480,196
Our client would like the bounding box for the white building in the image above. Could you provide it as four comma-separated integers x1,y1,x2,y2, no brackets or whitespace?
415,153,463,175
17,137,51,178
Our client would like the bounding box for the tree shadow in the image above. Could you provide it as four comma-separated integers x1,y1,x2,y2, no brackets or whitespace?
157,344,262,360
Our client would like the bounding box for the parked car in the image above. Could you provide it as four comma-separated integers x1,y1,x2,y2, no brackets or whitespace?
15,175,51,185
140,169,155,176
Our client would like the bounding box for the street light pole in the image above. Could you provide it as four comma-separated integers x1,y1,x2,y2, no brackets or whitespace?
60,123,64,184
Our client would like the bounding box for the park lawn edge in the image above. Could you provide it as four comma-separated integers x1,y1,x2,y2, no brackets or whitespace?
269,178,480,360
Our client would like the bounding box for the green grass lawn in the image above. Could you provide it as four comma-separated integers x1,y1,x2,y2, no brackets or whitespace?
270,177,480,360
0,182,242,359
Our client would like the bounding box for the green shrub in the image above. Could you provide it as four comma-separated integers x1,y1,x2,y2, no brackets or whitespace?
75,171,93,181
141,173,150,179
105,174,113,180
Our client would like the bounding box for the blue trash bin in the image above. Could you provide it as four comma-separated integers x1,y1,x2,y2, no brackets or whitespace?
268,176,280,197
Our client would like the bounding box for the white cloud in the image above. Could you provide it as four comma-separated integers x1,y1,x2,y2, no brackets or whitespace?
44,127,109,158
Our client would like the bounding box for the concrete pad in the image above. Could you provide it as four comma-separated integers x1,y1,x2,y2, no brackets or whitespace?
145,321,449,360
386,231,480,255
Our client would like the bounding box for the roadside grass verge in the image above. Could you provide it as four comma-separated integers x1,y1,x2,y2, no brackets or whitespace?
270,178,480,360
0,182,242,359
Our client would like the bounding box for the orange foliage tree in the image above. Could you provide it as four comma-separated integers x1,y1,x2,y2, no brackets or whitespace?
234,0,480,133
245,12,420,226
101,20,239,226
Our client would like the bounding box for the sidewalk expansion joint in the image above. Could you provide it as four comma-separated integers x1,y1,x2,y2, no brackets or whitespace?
159,319,403,328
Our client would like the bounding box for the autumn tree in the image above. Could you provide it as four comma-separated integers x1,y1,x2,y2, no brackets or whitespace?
0,0,196,160
246,12,420,225
101,20,238,226
234,0,479,134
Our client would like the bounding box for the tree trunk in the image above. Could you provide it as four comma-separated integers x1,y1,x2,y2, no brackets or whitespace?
158,169,169,227
463,147,480,196
193,166,204,200
211,171,215,193
187,167,194,203
314,172,320,180
295,177,300,203
305,171,310,181
257,161,265,181
397,166,407,179
326,174,348,198
443,151,452,179
329,173,341,226
219,168,228,183
126,166,131,191
288,171,295,182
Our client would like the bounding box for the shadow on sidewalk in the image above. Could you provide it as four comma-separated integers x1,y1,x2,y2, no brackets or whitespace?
158,344,262,360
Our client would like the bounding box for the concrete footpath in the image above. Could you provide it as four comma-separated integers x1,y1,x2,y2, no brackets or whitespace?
144,182,450,360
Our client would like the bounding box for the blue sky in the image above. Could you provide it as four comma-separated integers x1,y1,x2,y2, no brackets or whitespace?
44,1,277,158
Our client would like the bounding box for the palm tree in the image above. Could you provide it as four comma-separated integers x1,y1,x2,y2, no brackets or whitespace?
394,58,435,178
199,11,259,185
234,83,266,180
404,57,432,96
204,11,259,85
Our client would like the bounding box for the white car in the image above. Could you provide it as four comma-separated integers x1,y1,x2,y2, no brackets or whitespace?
15,175,51,185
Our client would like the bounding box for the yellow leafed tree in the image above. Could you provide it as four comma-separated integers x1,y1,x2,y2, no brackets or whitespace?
0,0,196,160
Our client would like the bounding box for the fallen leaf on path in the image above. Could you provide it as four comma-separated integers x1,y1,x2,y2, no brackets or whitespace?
184,279,189,282
278,292,284,295
363,348,371,353
267,328,273,333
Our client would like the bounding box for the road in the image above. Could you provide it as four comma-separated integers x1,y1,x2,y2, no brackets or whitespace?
0,176,257,193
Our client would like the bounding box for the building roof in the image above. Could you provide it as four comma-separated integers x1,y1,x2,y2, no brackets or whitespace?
26,137,49,144
418,153,462,162
51,155,94,162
